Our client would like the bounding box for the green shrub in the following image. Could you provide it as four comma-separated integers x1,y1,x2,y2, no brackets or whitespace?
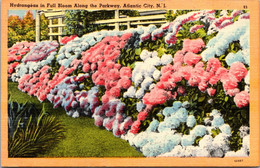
8,100,65,157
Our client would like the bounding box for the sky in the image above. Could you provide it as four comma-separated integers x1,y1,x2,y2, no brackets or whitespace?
8,10,36,18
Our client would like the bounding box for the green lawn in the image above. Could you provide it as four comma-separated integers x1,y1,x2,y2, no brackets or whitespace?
8,82,143,157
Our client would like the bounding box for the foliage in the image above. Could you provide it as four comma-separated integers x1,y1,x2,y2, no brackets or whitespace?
40,13,50,41
64,10,139,36
8,100,65,157
8,98,40,137
8,11,50,47
165,10,194,22
8,27,22,48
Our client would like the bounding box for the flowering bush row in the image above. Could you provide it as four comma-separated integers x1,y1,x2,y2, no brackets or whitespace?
202,19,249,66
11,41,59,82
130,37,249,134
8,41,35,77
47,74,99,117
60,35,78,45
8,10,250,157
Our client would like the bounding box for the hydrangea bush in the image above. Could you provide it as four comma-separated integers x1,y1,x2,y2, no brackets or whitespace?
8,10,250,157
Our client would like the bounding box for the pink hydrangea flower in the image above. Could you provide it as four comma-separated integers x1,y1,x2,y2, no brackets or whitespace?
120,67,132,78
190,25,204,33
226,88,240,97
184,52,202,66
221,73,238,91
234,91,249,108
130,120,141,134
182,38,205,53
137,111,148,121
207,88,216,96
143,88,168,105
206,58,221,72
177,86,186,95
173,50,185,64
229,62,248,82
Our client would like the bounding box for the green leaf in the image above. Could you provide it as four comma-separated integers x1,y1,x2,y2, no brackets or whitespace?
135,48,141,56
241,110,247,119
224,96,229,102
211,129,219,138
198,96,205,102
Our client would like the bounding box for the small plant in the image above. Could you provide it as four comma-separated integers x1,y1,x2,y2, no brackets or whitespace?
8,100,65,157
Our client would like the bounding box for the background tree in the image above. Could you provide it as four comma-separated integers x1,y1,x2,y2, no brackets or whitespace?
40,13,50,41
8,15,23,47
165,10,193,22
8,10,51,47
64,10,139,37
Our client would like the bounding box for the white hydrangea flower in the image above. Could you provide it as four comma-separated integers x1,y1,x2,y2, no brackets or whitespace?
133,72,144,87
199,135,214,150
226,51,245,66
141,77,153,90
194,147,211,157
149,83,156,90
225,148,248,157
212,133,230,152
219,124,232,136
186,115,196,128
145,57,161,66
161,54,173,65
140,50,150,61
182,146,197,157
244,70,250,85
158,145,184,157
202,19,249,62
142,133,181,157
162,106,176,117
132,132,150,148
211,148,224,157
136,101,146,112
135,88,145,99
152,69,161,81
242,135,250,152
172,101,183,110
210,109,220,117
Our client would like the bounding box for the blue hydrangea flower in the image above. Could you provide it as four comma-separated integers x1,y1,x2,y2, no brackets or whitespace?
173,108,188,122
181,135,195,146
226,51,245,66
212,115,224,127
162,117,181,130
182,101,190,108
172,101,182,110
191,125,207,137
162,106,176,117
146,119,159,132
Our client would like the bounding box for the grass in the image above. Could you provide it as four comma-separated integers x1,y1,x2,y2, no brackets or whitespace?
8,82,143,157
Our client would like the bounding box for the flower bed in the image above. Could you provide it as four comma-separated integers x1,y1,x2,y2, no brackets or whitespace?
8,10,250,157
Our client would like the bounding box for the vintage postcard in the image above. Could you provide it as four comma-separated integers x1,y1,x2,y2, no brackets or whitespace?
1,0,259,167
